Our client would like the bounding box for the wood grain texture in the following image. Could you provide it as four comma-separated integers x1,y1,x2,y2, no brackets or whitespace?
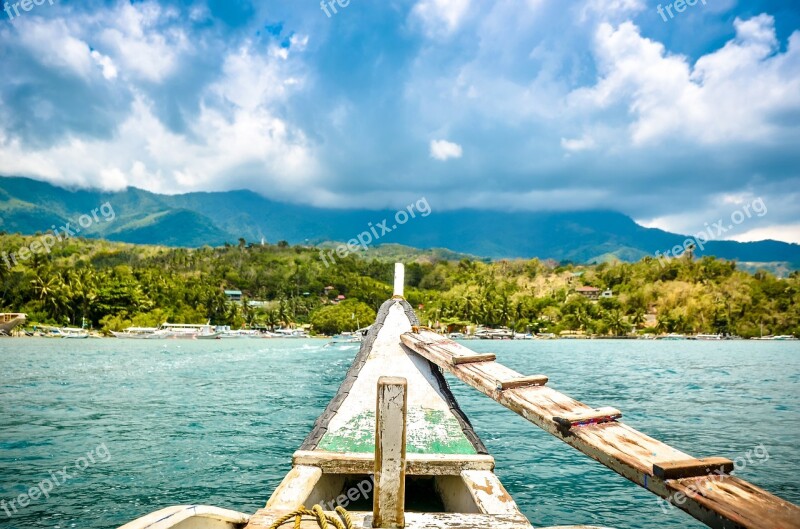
401,329,800,529
292,450,495,474
495,376,549,390
245,510,534,529
653,457,735,480
264,465,322,511
374,377,407,528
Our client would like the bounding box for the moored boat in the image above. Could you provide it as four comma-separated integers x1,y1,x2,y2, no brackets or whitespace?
695,333,723,340
474,327,514,340
111,327,159,339
118,264,800,529
156,323,220,339
61,327,90,339
273,328,310,338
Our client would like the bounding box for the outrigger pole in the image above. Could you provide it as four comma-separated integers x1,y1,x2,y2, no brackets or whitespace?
400,329,800,529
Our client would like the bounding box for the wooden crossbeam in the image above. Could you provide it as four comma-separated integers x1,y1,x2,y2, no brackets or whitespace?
411,327,496,365
400,329,800,529
553,407,622,431
495,375,548,391
654,457,734,480
246,511,534,529
293,451,495,474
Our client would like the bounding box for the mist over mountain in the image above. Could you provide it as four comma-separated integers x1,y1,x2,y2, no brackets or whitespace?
1,177,798,268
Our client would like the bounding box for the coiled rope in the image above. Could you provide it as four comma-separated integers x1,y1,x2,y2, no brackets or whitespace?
267,504,353,529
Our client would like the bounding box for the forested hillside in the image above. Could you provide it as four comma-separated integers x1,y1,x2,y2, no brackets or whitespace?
1,234,797,337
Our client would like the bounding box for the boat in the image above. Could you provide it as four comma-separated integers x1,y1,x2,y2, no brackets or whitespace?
695,334,723,340
118,264,800,529
60,327,90,339
217,327,263,339
273,328,310,338
155,323,221,339
772,335,798,341
659,333,686,340
473,327,514,340
0,313,26,335
111,327,159,339
326,331,363,346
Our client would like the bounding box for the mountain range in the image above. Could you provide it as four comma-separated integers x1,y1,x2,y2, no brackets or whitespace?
1,176,798,268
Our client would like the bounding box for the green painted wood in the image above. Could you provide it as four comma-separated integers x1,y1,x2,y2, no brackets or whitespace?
317,408,477,455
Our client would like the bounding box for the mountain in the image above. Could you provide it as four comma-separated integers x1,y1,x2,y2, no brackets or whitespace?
1,176,798,268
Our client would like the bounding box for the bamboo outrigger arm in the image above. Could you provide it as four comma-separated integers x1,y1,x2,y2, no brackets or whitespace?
400,328,800,529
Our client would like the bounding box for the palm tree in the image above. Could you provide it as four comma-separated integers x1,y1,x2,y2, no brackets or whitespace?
604,309,630,336
630,309,646,330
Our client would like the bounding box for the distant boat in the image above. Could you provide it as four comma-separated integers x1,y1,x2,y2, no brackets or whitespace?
0,313,26,335
272,328,309,338
111,327,159,339
155,323,221,339
215,326,263,339
770,335,798,341
60,327,90,339
695,334,722,340
326,331,362,346
660,333,686,340
474,327,514,340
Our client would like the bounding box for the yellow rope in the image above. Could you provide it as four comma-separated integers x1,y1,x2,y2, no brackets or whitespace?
267,505,354,529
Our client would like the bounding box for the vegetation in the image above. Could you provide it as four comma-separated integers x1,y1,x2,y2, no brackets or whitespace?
1,234,798,337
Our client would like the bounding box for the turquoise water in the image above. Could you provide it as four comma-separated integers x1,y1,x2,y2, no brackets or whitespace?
0,338,798,529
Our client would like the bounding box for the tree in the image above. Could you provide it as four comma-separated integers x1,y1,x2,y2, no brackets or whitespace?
310,301,376,335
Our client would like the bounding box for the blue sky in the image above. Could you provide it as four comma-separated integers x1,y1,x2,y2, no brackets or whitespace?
1,0,799,243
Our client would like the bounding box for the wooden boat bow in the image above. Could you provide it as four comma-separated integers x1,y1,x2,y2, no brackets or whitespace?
119,264,798,529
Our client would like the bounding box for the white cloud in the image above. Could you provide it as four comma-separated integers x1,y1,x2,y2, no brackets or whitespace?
430,139,463,161
579,0,644,23
13,18,95,79
730,225,800,244
90,50,118,80
96,2,188,82
569,15,800,145
561,135,596,152
411,0,471,37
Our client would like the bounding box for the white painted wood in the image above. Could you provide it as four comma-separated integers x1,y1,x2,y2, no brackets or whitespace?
118,506,249,529
460,470,520,515
374,377,407,528
246,511,534,529
322,302,476,455
292,450,494,474
434,475,481,514
264,465,323,511
393,263,404,297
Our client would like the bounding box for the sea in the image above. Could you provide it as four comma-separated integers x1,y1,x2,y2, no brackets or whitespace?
0,338,798,529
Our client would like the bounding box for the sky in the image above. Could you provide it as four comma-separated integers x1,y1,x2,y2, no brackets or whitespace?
0,0,799,243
